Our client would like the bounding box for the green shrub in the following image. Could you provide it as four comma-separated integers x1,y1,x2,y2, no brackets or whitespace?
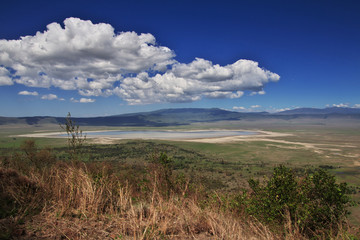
240,165,353,237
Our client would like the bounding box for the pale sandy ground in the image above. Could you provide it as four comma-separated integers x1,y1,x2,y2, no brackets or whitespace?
184,130,290,143
16,130,359,162
16,129,283,141
184,130,360,162
89,130,292,145
16,130,119,139
16,131,65,138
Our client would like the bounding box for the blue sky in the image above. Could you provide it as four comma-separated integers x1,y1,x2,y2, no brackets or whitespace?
0,0,359,117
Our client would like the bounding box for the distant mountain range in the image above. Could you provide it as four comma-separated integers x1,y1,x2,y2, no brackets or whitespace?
276,107,360,115
1,107,359,127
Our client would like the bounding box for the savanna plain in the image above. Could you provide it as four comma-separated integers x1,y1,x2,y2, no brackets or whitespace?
1,118,359,239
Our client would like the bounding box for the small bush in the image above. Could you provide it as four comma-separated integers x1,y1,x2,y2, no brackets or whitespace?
240,165,353,237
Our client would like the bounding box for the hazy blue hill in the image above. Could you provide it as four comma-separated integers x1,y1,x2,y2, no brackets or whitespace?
277,107,360,115
0,116,61,125
95,108,248,125
0,117,27,125
1,107,359,127
140,108,243,124
0,108,245,126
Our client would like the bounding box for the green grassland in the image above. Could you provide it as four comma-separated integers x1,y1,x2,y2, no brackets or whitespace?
1,120,360,227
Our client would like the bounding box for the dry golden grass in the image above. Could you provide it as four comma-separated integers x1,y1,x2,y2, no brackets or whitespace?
1,157,357,239
1,161,281,239
43,164,278,239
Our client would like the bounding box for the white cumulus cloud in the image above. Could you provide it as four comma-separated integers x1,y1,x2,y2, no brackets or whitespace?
275,108,291,112
332,103,349,108
114,58,279,104
71,97,95,103
250,90,266,96
0,17,174,91
0,66,13,86
232,105,265,112
80,98,95,103
18,90,38,96
232,106,246,111
0,17,280,104
41,94,64,101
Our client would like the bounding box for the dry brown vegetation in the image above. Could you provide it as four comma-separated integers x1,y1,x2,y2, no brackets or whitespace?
1,159,281,240
1,146,357,240
1,112,359,240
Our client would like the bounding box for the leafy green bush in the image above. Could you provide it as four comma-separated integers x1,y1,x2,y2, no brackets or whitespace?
240,165,353,237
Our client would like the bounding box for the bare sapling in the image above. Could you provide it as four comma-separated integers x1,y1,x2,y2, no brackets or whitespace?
60,112,86,160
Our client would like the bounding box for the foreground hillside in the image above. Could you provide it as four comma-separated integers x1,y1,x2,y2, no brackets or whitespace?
1,112,360,239
0,138,358,239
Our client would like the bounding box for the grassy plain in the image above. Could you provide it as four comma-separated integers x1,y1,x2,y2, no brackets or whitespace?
1,118,360,230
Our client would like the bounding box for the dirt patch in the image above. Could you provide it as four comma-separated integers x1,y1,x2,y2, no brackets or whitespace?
90,138,119,144
16,130,360,161
185,131,360,159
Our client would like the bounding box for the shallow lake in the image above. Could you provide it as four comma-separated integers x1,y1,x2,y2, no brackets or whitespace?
80,130,257,140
